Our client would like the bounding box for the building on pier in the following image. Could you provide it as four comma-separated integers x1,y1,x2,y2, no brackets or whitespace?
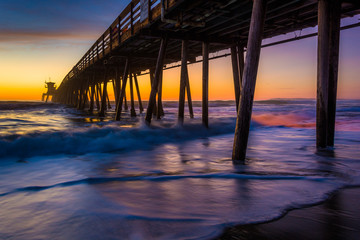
42,81,57,102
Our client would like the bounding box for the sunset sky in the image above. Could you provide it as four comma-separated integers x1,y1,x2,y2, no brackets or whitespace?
0,0,359,101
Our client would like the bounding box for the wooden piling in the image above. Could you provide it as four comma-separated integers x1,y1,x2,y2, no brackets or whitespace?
237,43,245,91
157,70,164,119
317,0,330,148
124,89,129,111
106,89,111,109
231,46,241,112
129,72,137,117
99,70,108,117
145,37,168,124
82,85,89,110
202,42,209,128
185,67,194,118
90,83,95,112
98,83,103,102
116,76,122,112
115,58,130,120
232,0,267,161
149,68,157,117
95,83,101,111
112,79,118,107
77,82,84,110
327,0,341,147
133,73,144,113
178,40,188,124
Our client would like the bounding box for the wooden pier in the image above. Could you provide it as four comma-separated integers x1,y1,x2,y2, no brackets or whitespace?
52,0,360,161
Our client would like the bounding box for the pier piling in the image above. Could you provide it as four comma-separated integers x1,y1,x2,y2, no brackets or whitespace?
317,0,341,148
178,39,188,124
145,37,168,124
115,58,129,121
130,72,137,117
231,46,241,113
202,42,209,128
232,0,267,161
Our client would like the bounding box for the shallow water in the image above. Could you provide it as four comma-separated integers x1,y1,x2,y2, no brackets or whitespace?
0,99,359,239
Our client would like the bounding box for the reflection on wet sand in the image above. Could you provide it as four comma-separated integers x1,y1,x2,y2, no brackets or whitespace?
219,187,360,240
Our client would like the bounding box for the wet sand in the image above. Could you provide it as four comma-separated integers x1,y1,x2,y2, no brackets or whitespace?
218,187,360,240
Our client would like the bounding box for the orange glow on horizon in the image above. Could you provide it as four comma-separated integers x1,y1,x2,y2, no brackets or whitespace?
1,29,360,102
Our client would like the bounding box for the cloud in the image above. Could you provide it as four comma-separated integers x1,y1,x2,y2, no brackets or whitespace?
0,0,130,43
0,29,98,43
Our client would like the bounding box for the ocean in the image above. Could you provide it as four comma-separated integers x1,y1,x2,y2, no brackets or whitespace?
0,99,359,239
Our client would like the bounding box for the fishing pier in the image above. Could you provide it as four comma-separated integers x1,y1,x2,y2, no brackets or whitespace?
52,0,360,161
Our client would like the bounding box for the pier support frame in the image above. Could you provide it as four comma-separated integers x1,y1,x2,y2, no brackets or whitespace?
232,0,267,161
145,37,168,124
317,0,341,148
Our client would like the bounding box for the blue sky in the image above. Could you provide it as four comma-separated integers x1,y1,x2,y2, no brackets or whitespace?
0,0,130,43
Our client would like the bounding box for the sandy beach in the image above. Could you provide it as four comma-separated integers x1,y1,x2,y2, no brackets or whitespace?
219,187,360,240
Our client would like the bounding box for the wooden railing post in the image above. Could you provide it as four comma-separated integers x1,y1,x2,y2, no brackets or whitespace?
109,27,113,52
148,0,152,22
102,35,105,57
131,1,134,35
118,16,122,45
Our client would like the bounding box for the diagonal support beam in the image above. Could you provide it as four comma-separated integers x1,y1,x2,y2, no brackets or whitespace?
133,73,144,113
231,45,241,113
129,72,137,117
115,58,130,120
145,37,168,124
178,40,188,124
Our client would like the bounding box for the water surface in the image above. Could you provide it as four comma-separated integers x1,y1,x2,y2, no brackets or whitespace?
0,99,359,239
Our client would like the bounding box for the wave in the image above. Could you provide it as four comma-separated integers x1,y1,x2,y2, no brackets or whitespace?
0,172,331,197
0,117,237,159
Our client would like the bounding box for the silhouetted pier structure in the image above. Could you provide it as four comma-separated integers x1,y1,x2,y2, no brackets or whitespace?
42,81,57,102
52,0,360,161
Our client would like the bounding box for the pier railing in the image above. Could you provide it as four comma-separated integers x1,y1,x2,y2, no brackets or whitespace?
64,0,175,82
